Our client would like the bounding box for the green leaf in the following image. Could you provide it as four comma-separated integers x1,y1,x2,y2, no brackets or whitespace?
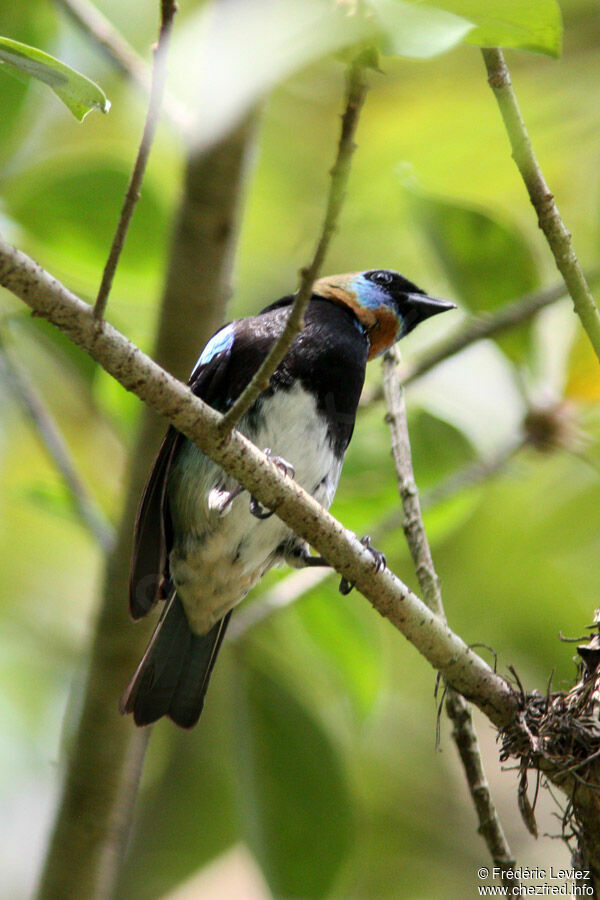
369,0,474,58
0,35,110,120
296,589,383,718
0,6,57,163
235,661,353,898
427,0,563,57
408,409,476,489
5,158,166,269
405,182,540,360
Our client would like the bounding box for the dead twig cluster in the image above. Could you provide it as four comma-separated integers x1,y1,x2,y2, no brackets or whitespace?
499,617,600,874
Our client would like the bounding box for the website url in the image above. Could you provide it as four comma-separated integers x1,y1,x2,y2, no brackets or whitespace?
478,887,593,896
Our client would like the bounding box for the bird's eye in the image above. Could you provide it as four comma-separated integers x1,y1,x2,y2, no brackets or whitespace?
366,270,394,286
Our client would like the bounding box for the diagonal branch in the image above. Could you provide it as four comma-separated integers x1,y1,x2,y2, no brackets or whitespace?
382,345,518,886
482,48,600,364
0,234,518,729
93,0,177,320
217,55,370,436
0,331,115,551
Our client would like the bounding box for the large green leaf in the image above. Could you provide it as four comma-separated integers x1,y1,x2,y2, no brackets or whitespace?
171,0,475,153
406,182,540,360
369,0,474,58
4,156,168,272
295,588,383,718
408,408,476,488
0,5,56,162
235,661,353,898
0,35,110,120
424,0,562,56
406,185,539,307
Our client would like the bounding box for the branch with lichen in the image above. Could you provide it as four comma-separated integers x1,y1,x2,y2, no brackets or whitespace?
230,433,527,640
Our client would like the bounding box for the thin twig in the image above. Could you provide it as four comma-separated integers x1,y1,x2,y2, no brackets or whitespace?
445,691,518,883
482,48,600,364
382,345,518,886
217,55,370,436
53,0,188,131
0,332,115,552
93,0,178,320
382,347,447,615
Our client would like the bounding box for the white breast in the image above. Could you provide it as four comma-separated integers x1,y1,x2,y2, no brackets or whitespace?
168,382,342,633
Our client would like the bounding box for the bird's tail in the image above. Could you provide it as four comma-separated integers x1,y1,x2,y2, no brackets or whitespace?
120,592,231,728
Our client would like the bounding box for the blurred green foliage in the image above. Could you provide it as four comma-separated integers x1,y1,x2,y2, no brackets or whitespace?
1,0,600,897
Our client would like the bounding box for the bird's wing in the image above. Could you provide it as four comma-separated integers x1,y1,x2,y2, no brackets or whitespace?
129,331,239,620
129,308,295,620
129,426,182,619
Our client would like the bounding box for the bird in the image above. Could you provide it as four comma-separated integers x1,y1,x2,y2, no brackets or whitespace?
120,269,455,728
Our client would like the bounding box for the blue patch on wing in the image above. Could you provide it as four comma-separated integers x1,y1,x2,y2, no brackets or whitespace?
190,323,235,379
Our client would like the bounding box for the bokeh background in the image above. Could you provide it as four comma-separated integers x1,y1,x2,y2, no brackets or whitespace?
1,0,600,896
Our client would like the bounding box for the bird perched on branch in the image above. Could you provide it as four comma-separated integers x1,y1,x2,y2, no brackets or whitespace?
121,269,455,728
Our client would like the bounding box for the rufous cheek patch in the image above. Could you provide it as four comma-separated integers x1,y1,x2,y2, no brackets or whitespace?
366,306,400,359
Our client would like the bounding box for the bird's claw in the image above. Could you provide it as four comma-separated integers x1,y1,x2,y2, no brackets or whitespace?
264,448,295,479
249,449,296,520
249,496,274,520
339,535,386,595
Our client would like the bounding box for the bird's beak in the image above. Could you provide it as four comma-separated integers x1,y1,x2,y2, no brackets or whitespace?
403,293,456,332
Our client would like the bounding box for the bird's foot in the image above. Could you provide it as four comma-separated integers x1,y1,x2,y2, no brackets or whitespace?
264,447,295,480
249,448,296,520
339,536,386,595
249,496,275,519
285,541,329,569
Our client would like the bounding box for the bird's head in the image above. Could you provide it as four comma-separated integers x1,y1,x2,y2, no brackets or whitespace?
312,269,456,359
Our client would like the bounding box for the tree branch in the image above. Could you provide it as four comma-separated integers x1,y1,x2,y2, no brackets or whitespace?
217,55,370,435
482,48,600,364
93,0,177,320
0,331,115,552
0,234,518,728
382,346,517,886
